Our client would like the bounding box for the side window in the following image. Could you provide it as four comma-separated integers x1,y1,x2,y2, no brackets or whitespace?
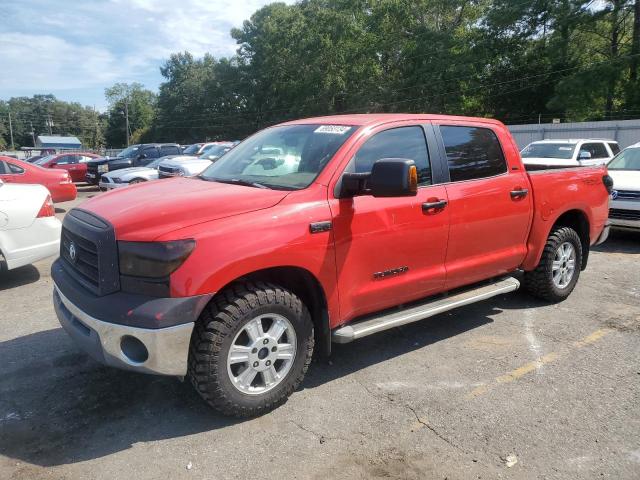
0,161,8,174
351,126,432,186
607,143,620,155
8,163,25,174
58,155,76,165
143,147,160,159
440,126,507,182
160,145,180,156
581,143,608,159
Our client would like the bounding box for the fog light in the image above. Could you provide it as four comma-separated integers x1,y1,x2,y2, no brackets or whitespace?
120,335,149,363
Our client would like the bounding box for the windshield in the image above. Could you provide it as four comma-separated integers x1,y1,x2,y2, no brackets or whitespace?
608,148,640,170
182,144,202,155
199,145,231,159
200,124,356,190
117,145,140,158
35,154,55,165
521,143,577,160
146,158,164,169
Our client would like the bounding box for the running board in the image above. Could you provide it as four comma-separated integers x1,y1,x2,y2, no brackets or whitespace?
331,277,520,344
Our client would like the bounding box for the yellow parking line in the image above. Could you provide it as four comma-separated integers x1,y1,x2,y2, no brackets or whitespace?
467,328,612,399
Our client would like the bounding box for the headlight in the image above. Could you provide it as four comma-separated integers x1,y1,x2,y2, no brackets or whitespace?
177,170,185,176
97,164,109,173
118,239,196,278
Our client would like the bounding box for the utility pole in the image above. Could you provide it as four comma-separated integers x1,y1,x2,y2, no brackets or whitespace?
29,121,36,146
8,112,15,150
46,114,53,135
124,98,130,147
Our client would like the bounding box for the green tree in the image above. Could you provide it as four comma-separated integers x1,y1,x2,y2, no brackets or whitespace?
104,83,156,147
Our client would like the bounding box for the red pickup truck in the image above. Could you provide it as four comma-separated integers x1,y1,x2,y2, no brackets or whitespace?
52,114,611,417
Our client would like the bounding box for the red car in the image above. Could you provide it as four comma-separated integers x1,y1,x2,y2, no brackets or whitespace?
34,152,100,182
52,114,610,417
0,156,77,203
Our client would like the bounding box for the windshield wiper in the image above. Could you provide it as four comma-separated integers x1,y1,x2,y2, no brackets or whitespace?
207,178,272,189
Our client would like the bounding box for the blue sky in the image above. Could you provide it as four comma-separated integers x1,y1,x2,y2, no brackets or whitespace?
0,0,293,111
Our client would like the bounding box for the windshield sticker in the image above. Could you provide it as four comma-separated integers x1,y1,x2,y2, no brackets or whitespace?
314,125,351,134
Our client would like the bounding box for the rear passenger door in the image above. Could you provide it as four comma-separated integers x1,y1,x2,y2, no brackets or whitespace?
435,123,532,290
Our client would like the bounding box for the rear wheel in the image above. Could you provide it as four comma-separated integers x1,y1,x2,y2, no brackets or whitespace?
524,226,583,302
188,282,314,417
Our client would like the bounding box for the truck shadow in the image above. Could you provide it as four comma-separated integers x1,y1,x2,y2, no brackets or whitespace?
0,264,41,291
592,229,640,255
0,293,526,467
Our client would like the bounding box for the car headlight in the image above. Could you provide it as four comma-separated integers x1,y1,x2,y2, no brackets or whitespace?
97,164,109,173
177,170,185,176
119,240,195,278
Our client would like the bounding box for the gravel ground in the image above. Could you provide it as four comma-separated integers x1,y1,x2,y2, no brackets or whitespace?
1,186,639,480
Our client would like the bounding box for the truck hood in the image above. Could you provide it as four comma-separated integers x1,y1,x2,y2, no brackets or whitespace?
80,177,289,240
608,169,640,191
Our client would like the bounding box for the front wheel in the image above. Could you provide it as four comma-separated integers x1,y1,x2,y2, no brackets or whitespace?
523,226,583,302
188,282,314,417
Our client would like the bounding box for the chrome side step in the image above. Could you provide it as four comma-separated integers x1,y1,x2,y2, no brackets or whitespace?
331,277,520,344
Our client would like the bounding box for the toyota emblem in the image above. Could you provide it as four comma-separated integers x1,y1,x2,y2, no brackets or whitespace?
69,242,77,262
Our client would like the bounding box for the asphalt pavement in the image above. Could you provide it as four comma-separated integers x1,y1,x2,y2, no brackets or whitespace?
1,186,639,479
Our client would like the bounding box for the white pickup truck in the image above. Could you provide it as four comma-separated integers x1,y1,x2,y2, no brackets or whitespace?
521,139,620,169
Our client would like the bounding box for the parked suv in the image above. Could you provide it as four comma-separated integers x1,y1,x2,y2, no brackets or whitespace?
608,142,640,230
53,114,610,418
86,143,181,184
521,139,619,169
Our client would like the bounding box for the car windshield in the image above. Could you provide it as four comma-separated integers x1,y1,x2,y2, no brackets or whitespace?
608,148,640,170
199,124,356,190
117,145,140,158
182,144,202,154
199,145,231,159
34,154,55,165
521,143,577,160
146,158,164,169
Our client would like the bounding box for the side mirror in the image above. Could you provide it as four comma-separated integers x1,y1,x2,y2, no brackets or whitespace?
578,151,592,160
138,153,148,160
340,158,418,198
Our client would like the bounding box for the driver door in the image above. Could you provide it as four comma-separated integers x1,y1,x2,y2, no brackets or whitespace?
329,123,450,323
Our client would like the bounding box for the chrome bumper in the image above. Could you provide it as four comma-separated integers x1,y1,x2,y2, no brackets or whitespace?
54,285,194,376
594,221,611,246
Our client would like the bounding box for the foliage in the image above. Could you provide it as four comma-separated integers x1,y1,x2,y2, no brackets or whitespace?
104,83,157,147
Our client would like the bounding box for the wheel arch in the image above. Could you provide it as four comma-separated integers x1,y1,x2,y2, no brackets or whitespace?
213,266,332,357
552,209,590,270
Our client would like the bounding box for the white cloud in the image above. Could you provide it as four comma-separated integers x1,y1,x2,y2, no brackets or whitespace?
0,0,295,103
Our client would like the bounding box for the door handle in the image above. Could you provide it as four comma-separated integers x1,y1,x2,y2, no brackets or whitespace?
422,200,448,211
510,188,529,199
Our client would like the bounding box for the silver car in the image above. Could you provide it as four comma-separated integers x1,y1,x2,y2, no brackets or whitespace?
99,157,163,190
158,144,235,178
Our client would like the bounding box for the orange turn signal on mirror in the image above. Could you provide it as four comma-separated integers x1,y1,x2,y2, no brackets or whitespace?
408,165,418,193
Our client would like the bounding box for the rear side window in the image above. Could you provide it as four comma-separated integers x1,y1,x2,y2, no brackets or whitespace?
0,161,8,174
160,145,181,156
580,143,609,159
608,142,620,155
8,162,25,174
440,126,507,182
352,126,432,186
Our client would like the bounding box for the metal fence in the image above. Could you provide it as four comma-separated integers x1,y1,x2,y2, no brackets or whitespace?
508,119,640,149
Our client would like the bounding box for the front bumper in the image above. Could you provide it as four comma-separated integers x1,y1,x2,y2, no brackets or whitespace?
54,286,194,375
98,180,126,190
594,221,611,245
85,171,102,184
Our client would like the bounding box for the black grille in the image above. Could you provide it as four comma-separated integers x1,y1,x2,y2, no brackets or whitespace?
609,208,640,221
614,190,640,201
61,228,99,288
158,165,178,177
60,209,119,296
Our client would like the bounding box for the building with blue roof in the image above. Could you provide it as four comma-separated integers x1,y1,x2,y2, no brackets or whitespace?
35,135,82,150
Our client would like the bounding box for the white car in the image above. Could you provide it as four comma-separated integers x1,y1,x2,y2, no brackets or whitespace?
0,179,61,271
158,155,211,178
99,157,163,190
521,139,620,169
608,142,640,231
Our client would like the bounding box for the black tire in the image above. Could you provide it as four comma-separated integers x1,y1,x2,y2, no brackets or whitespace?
188,281,314,417
524,226,583,302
